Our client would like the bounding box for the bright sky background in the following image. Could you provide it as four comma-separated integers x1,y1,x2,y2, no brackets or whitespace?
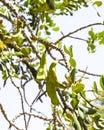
0,1,104,130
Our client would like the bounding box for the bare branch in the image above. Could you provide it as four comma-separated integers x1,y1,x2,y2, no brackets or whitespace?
13,112,52,122
68,35,87,42
78,69,101,77
55,22,104,44
0,103,23,130
18,86,27,130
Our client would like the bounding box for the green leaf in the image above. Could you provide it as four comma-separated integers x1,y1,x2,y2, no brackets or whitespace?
69,57,76,67
68,45,73,57
48,20,56,27
46,0,56,10
93,113,100,122
21,48,31,56
79,105,89,113
100,75,104,90
93,81,98,94
45,25,49,30
58,41,62,48
64,44,70,55
32,3,55,14
32,7,42,14
2,70,8,81
14,73,19,78
52,26,60,31
93,113,104,129
97,90,104,100
78,107,84,119
88,125,94,130
24,0,31,7
48,62,66,89
72,83,85,93
93,1,102,7
64,45,73,57
12,64,19,74
46,81,60,105
46,31,51,35
93,121,104,129
65,111,73,121
79,105,96,115
96,31,104,45
46,61,66,105
71,93,79,109
86,108,97,115
87,41,96,53
36,53,47,81
0,64,3,71
72,112,81,130
40,24,45,30
46,62,60,105
88,29,97,41
70,68,76,84
14,52,22,56
17,37,23,47
0,8,6,13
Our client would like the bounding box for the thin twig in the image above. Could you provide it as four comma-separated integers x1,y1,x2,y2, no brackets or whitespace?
53,106,57,130
80,93,98,109
26,89,43,128
57,89,73,112
56,112,68,130
68,35,87,42
0,103,23,130
55,22,104,44
22,30,41,59
13,112,52,122
78,69,101,77
18,86,27,130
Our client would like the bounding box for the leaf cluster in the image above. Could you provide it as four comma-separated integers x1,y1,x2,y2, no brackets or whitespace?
0,0,104,130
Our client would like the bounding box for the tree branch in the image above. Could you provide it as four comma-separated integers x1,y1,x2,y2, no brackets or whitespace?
78,69,101,77
0,103,23,130
55,22,104,44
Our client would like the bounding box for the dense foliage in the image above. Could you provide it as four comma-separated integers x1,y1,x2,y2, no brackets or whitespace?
0,0,104,130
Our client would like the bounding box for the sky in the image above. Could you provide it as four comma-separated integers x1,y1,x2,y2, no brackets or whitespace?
0,1,104,130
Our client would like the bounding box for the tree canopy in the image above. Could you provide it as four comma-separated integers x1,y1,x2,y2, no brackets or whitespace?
0,0,104,130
